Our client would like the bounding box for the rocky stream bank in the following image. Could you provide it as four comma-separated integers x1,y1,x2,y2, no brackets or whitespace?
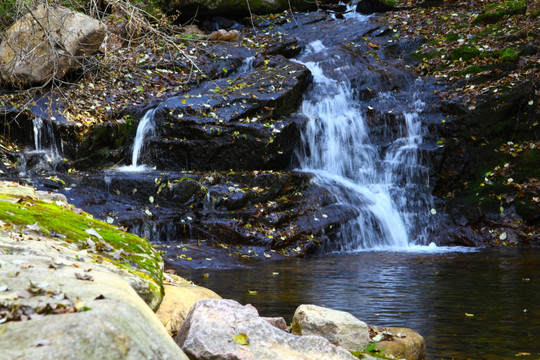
0,0,538,358
0,181,425,360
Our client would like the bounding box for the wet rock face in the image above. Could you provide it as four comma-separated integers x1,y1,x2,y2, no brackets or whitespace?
432,80,540,246
145,55,311,171
63,170,357,264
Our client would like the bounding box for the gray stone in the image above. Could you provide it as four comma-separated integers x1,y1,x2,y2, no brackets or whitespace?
0,4,105,87
291,304,370,352
176,299,357,360
0,254,188,360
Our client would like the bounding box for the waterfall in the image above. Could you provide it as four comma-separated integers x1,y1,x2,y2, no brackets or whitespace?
31,116,61,162
119,109,156,171
296,41,434,250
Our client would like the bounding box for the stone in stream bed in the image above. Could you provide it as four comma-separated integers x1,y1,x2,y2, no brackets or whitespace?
291,304,426,360
175,299,357,360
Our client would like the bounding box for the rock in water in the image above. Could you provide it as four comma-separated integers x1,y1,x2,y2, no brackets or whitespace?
176,299,358,360
0,4,105,87
372,326,427,360
291,304,370,352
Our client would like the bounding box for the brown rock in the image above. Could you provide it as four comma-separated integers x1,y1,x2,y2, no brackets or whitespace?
373,327,426,360
156,274,221,335
263,316,288,331
207,29,241,42
0,4,105,87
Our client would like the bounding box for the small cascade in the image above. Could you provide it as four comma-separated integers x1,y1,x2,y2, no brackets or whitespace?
19,116,62,176
237,56,256,73
297,39,435,250
33,117,43,151
31,116,61,160
119,109,156,171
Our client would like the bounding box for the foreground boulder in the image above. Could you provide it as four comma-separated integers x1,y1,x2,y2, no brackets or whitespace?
0,255,188,360
0,4,105,87
156,273,221,336
291,304,370,352
0,181,188,359
176,299,357,360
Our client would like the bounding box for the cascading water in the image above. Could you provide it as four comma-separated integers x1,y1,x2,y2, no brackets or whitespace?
119,108,156,171
296,39,435,250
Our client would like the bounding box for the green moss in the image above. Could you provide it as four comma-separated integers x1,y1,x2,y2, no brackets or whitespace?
444,33,460,42
453,64,493,76
449,44,481,61
473,0,527,24
473,24,504,41
500,47,520,63
479,49,504,59
0,194,163,295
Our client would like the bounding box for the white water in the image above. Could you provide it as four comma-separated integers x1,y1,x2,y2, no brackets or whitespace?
297,41,435,250
119,109,156,172
31,116,61,162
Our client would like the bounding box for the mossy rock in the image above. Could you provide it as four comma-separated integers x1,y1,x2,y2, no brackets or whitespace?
449,44,481,61
500,47,520,63
0,184,164,307
473,0,527,24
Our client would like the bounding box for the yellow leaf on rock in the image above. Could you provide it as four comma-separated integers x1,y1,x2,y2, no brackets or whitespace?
233,333,249,345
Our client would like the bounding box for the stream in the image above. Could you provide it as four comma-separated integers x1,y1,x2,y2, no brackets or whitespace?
13,5,539,360
167,247,540,360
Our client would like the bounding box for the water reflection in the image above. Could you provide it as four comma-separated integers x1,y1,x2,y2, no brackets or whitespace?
176,248,540,360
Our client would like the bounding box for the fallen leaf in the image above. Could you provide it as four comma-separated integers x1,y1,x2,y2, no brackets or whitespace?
75,272,93,281
233,333,249,345
248,290,258,295
465,313,474,317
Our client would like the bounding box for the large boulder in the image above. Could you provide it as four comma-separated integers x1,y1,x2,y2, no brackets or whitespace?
0,182,188,359
0,255,188,360
147,55,311,171
0,4,105,87
291,304,370,352
175,299,358,360
156,273,222,336
0,181,164,310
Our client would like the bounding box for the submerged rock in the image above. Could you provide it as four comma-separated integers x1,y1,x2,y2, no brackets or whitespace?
0,4,105,87
175,299,357,360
